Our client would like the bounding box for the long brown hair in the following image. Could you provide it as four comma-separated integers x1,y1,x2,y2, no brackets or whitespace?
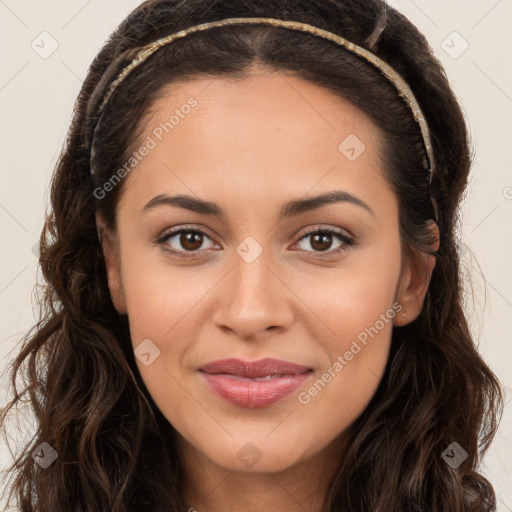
0,0,503,510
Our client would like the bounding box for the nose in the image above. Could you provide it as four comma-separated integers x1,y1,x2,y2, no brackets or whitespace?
211,247,295,341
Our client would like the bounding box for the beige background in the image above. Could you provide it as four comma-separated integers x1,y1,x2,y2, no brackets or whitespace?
0,0,511,509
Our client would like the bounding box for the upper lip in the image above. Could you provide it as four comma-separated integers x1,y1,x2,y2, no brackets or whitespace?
199,358,312,378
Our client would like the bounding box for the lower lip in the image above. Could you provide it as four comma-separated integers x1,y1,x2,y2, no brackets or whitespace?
200,371,313,408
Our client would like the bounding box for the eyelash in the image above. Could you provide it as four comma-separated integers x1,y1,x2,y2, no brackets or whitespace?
156,225,355,259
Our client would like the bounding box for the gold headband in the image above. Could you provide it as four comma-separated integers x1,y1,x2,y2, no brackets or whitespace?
90,16,439,221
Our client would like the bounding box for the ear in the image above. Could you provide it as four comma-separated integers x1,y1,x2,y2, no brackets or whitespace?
96,213,127,315
394,221,439,326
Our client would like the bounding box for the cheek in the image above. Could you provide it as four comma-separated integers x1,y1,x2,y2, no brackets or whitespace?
316,266,398,355
289,299,396,457
289,244,401,436
121,260,211,419
121,251,211,346
293,236,400,350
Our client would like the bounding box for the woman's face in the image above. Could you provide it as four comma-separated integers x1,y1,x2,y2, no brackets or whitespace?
98,69,436,475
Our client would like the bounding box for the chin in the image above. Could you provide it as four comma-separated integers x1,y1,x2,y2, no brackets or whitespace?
189,431,310,474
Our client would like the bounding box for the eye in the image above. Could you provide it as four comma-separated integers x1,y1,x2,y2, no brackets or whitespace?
156,225,217,256
294,227,355,257
156,225,355,259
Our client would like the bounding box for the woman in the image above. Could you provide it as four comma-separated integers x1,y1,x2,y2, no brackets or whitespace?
0,0,503,510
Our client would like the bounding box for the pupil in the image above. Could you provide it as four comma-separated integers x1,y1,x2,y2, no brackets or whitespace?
312,233,332,252
181,232,202,251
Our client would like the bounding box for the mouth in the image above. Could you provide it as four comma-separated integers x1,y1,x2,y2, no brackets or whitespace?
199,357,313,378
210,373,305,381
198,358,314,408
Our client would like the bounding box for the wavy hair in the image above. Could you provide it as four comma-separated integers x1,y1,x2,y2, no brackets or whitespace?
0,0,503,510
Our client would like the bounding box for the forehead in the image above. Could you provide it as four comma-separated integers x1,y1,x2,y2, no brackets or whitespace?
117,71,393,217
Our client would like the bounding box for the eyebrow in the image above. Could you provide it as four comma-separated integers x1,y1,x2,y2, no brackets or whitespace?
142,190,375,219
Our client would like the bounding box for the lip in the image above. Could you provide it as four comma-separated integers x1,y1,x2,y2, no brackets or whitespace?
199,358,312,378
199,358,313,408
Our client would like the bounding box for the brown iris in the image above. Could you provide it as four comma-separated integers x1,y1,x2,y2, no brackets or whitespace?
180,231,204,251
310,232,333,252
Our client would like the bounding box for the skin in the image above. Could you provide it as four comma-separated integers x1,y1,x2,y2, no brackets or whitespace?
97,66,439,512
